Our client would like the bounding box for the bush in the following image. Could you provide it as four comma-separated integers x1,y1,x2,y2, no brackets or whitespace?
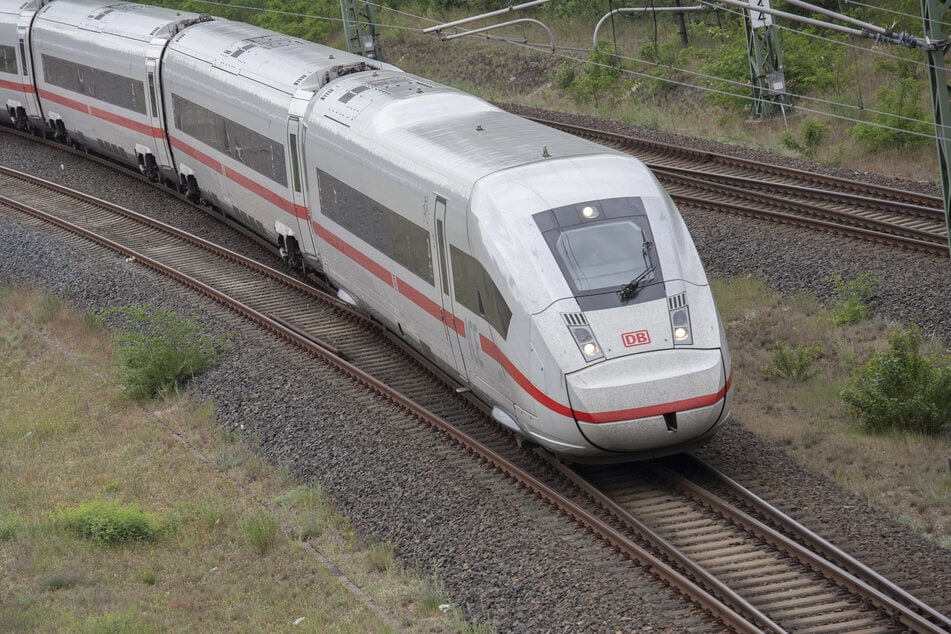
106,305,230,400
764,340,824,381
57,501,161,544
829,273,877,326
841,325,951,436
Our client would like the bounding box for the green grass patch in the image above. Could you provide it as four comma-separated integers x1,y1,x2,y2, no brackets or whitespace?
56,501,163,544
241,510,280,556
103,304,231,400
764,340,824,381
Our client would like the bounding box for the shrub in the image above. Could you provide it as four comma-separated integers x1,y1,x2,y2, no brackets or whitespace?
57,501,161,544
764,340,823,381
841,325,951,436
828,273,878,325
106,305,230,400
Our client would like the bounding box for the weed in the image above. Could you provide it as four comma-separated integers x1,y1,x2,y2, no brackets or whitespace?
241,510,280,556
841,325,951,436
764,340,824,381
69,608,159,634
104,305,230,400
0,517,18,541
139,569,157,585
828,273,878,325
41,573,83,592
56,501,162,544
366,541,394,574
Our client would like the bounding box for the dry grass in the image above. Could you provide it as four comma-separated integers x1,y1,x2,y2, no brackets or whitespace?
0,286,482,632
713,276,951,549
383,15,940,185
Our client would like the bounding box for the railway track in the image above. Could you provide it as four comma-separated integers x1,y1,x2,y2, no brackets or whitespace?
3,165,948,633
528,117,951,257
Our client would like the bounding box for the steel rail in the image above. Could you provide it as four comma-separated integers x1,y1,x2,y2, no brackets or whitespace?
526,115,943,209
0,179,762,633
651,464,948,634
683,455,951,633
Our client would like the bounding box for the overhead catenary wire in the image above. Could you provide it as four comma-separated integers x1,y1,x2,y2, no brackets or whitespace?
153,0,946,144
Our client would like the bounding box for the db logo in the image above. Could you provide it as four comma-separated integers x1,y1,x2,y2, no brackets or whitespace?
622,330,651,347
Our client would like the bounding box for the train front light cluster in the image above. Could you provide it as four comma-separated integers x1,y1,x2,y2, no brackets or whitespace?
670,306,693,345
568,324,604,362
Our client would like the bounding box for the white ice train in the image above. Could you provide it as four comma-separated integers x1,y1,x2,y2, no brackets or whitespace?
1,0,733,460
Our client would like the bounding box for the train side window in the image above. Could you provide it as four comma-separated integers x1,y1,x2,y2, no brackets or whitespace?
0,45,18,75
18,40,27,76
435,213,450,296
288,133,302,193
147,72,158,118
450,246,511,339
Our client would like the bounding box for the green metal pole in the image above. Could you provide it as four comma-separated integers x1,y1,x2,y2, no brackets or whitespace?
922,0,951,255
339,0,383,61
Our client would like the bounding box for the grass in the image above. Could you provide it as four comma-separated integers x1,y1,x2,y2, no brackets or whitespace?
382,13,941,184
712,275,951,547
0,285,480,632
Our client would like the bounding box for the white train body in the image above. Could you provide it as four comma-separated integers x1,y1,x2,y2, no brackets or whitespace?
1,0,733,460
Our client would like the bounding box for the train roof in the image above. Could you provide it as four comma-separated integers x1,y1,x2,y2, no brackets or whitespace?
315,71,621,188
35,0,204,40
168,19,394,94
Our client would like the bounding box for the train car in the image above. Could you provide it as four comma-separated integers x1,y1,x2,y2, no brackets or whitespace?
1,0,733,461
0,0,40,129
159,19,398,262
26,0,206,175
303,70,733,459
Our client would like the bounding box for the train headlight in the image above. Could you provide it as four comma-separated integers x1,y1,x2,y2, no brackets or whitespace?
581,205,600,220
568,324,604,362
669,306,693,345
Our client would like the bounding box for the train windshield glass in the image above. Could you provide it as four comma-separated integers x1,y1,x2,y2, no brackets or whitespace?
534,197,662,309
555,220,651,292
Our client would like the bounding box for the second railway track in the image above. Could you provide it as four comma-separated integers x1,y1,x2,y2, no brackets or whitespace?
527,116,951,256
2,164,949,632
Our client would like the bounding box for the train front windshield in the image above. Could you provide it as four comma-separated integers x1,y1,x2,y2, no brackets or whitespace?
534,197,662,309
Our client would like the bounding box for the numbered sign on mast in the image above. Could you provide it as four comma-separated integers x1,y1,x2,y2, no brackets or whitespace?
749,0,772,28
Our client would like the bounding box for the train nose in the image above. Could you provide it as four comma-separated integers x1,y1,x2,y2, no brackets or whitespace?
565,349,731,454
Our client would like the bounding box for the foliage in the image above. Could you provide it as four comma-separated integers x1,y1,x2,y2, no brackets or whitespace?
105,305,230,400
828,273,877,326
780,118,829,158
564,41,622,106
143,0,339,42
764,340,824,381
841,325,951,436
850,76,932,150
241,510,280,555
57,501,162,544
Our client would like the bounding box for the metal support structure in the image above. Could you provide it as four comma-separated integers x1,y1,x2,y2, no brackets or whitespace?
592,6,705,47
745,0,791,118
922,0,951,254
339,0,382,60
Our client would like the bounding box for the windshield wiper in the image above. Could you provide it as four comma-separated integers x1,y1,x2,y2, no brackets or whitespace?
617,242,655,302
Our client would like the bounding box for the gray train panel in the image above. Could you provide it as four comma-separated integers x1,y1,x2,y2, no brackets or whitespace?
162,19,395,250
0,0,42,128
28,0,203,165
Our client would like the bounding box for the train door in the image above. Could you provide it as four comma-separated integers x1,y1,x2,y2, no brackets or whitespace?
433,195,467,379
145,51,173,174
15,21,41,123
286,116,316,259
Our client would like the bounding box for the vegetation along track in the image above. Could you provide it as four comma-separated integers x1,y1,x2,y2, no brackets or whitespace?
3,165,949,632
528,116,950,256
